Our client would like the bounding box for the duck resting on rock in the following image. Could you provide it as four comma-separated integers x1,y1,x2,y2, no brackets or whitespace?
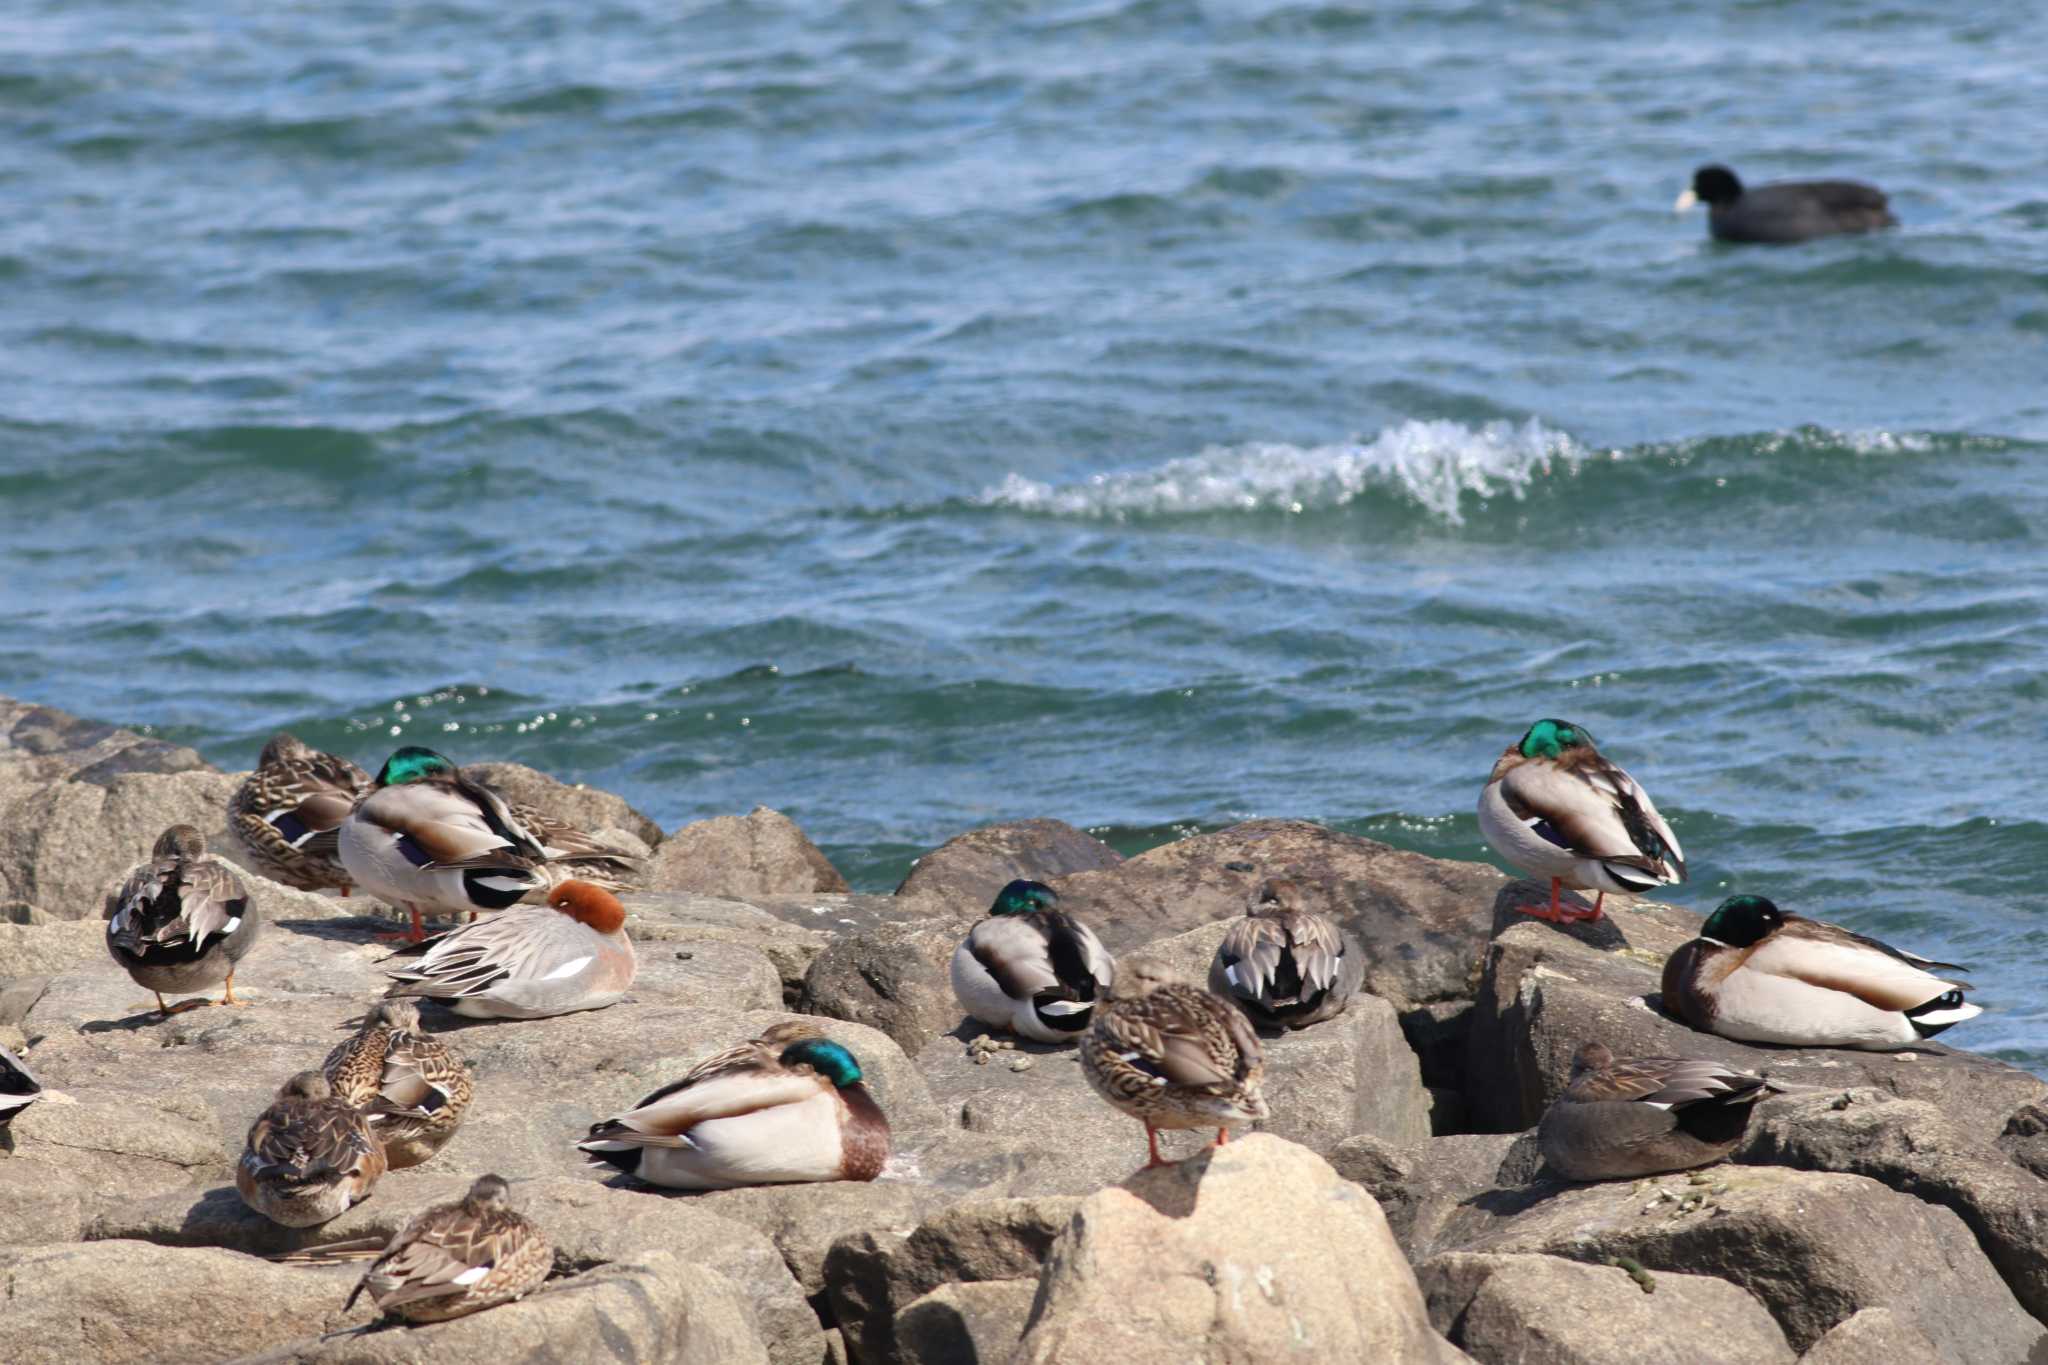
1209,877,1364,1030
347,1174,554,1323
323,1000,474,1168
229,733,370,894
380,880,637,1020
1478,718,1686,923
950,879,1117,1044
105,824,260,1016
1663,894,1981,1050
577,1022,890,1189
1538,1041,1777,1181
236,1071,387,1228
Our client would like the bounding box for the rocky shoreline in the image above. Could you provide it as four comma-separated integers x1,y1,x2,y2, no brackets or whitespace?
0,694,2042,1364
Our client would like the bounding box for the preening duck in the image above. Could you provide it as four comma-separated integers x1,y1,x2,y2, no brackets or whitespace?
346,1174,553,1323
1538,1041,1776,1181
1478,719,1686,923
229,733,370,894
1662,895,1981,1050
950,879,1117,1044
380,880,637,1020
105,824,260,1016
1079,961,1268,1168
236,1071,387,1227
323,1000,473,1168
578,1024,890,1190
1209,877,1364,1030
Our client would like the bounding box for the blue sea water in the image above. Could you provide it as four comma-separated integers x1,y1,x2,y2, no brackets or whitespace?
3,1,2046,1069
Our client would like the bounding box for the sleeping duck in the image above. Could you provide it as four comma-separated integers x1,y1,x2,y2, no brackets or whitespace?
950,879,1116,1044
229,733,370,894
1539,1041,1776,1181
1209,877,1364,1030
347,1174,553,1323
105,825,260,1016
236,1071,387,1227
1662,895,1981,1050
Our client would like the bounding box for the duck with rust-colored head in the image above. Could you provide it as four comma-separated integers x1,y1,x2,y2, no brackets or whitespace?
106,824,260,1016
380,880,636,1020
950,879,1117,1045
1663,895,1980,1050
578,1026,889,1189
1478,719,1686,924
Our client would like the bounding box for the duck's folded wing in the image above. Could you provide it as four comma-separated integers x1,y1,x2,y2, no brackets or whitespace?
383,908,575,998
1746,927,1961,1011
968,917,1062,999
363,1228,496,1307
1215,917,1285,998
1569,1057,1762,1108
177,861,249,952
1283,913,1345,995
1504,759,1683,874
588,1069,823,1147
363,784,545,872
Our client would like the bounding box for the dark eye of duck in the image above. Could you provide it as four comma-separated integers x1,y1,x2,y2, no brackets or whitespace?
990,879,1058,916
1701,894,1782,947
376,746,456,787
780,1039,863,1087
1518,719,1594,760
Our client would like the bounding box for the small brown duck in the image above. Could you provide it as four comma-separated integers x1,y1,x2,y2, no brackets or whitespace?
236,1071,387,1227
346,1174,554,1323
1080,960,1268,1168
229,733,370,893
1209,877,1365,1030
322,1000,473,1168
105,825,260,1016
1538,1042,1776,1181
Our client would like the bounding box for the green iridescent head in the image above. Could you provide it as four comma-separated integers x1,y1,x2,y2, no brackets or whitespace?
781,1038,863,1087
375,746,457,788
1701,895,1783,948
989,879,1059,916
1518,719,1595,760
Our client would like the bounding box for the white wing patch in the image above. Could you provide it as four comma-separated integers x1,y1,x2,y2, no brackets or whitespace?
539,954,594,982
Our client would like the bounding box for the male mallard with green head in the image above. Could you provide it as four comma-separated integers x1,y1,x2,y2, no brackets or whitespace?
1080,960,1268,1168
1663,894,1981,1050
1539,1041,1776,1181
106,824,260,1016
347,1174,553,1323
950,879,1117,1044
578,1024,890,1189
1478,719,1686,923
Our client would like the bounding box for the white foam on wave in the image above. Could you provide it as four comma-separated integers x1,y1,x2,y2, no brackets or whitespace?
977,418,1588,526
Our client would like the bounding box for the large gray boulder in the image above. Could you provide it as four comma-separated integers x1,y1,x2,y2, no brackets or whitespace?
1434,1163,2043,1360
0,697,210,792
1463,883,2046,1137
1799,1308,1944,1364
892,818,1124,913
798,922,959,1058
1014,1134,1467,1364
895,1279,1037,1365
0,768,244,917
647,806,849,897
1330,1131,1535,1260
1420,1251,1796,1365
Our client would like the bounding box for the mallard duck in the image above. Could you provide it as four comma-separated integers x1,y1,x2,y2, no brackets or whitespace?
322,1000,473,1168
345,1174,554,1323
949,879,1117,1044
1538,1041,1776,1181
229,733,370,893
1478,719,1686,923
236,1071,388,1227
1675,164,1897,244
381,880,637,1020
105,825,260,1016
1662,895,1981,1050
0,1045,42,1130
577,1025,889,1189
493,790,640,896
1079,960,1268,1168
1209,877,1365,1030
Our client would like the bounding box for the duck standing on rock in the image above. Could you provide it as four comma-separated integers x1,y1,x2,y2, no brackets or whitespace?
1209,877,1364,1030
1663,894,1982,1050
236,1071,388,1227
1080,960,1268,1168
229,733,370,894
323,1000,473,1168
1539,1041,1777,1181
340,747,553,943
346,1174,554,1323
106,824,260,1016
950,879,1117,1044
577,1025,890,1189
1478,719,1686,923
380,880,637,1020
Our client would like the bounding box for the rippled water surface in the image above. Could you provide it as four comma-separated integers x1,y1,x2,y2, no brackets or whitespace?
5,2,2047,1068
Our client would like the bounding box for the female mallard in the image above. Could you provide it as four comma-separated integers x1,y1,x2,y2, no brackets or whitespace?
0,1045,42,1131
950,879,1117,1044
105,825,260,1016
323,1000,473,1168
380,880,637,1020
229,733,370,894
1662,895,1981,1050
1538,1041,1776,1181
577,1027,890,1189
1478,719,1686,923
236,1071,387,1227
346,1174,553,1323
506,798,641,896
1080,961,1268,1168
1209,877,1364,1030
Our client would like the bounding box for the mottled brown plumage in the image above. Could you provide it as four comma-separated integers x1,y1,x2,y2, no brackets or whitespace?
1081,961,1267,1167
236,1071,387,1227
347,1174,553,1323
1210,877,1364,1030
106,825,260,1015
1538,1041,1775,1181
322,1000,473,1168
230,734,370,892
